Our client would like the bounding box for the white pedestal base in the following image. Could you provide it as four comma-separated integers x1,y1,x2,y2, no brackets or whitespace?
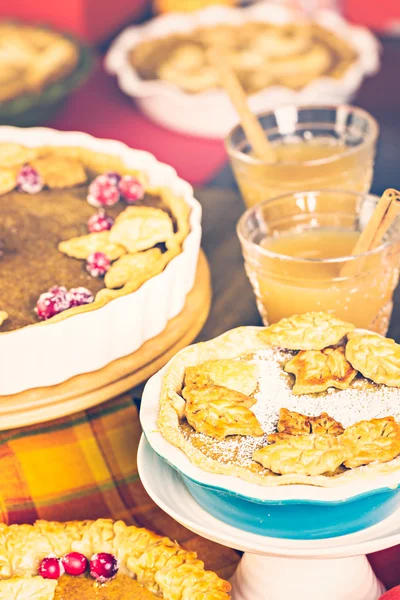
231,553,385,600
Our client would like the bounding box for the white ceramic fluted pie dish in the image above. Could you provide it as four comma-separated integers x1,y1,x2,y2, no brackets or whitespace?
0,127,201,396
105,1,380,139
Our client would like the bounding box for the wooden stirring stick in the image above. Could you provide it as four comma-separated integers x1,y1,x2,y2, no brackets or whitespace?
340,188,400,277
207,46,276,162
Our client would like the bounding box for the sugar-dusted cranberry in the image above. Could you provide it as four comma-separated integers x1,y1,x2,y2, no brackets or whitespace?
87,211,114,233
90,553,118,583
48,285,68,297
105,171,121,186
87,175,120,208
118,175,144,204
17,165,44,194
62,552,89,576
86,252,111,277
35,287,71,321
68,287,94,307
39,557,64,580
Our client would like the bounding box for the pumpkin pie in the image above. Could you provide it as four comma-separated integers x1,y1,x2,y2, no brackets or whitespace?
0,519,231,599
130,21,357,95
0,143,190,333
157,313,400,486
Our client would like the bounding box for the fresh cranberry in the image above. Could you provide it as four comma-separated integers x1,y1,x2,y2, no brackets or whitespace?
62,552,89,576
68,287,94,307
87,211,114,233
87,175,120,208
105,171,121,186
86,252,111,277
39,557,64,580
35,288,71,321
118,175,144,204
17,165,44,194
90,553,118,583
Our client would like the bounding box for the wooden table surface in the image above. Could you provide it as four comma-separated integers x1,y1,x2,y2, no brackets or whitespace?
197,37,400,344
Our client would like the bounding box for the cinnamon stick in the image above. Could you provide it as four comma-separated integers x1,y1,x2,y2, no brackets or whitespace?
207,47,276,163
340,188,400,278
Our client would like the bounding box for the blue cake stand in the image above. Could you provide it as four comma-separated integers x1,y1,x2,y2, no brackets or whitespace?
137,436,400,600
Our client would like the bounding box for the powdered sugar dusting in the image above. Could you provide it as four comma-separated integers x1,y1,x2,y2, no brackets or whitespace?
181,347,400,470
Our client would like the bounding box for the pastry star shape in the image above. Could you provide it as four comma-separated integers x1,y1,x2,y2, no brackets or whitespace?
259,312,354,350
184,359,259,398
253,433,353,477
268,408,344,443
284,346,357,394
182,385,263,439
346,334,400,387
342,417,400,468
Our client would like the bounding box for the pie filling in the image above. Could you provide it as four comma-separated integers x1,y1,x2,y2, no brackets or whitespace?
0,143,190,333
54,574,156,599
131,22,357,95
159,312,400,483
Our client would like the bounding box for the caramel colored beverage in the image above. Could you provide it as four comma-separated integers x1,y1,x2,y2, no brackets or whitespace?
238,191,400,335
226,106,378,209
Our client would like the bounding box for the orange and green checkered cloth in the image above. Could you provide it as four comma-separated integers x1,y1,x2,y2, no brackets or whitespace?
0,394,239,581
1,393,399,592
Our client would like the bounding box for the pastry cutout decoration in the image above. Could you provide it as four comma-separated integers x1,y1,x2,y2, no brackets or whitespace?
183,384,263,439
110,206,174,253
284,346,357,394
346,334,400,387
104,248,163,289
184,359,259,397
58,231,126,261
253,433,353,476
268,408,345,443
343,417,400,468
259,312,354,350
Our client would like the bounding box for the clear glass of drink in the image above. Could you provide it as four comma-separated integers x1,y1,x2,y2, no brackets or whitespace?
237,190,400,335
226,105,379,209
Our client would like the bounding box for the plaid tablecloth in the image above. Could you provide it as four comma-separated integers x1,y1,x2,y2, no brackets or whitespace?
1,392,400,595
0,393,239,582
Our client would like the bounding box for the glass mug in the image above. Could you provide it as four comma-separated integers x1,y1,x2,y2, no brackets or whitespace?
237,190,400,335
226,105,379,209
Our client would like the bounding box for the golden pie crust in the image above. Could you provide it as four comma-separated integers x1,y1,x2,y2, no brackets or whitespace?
0,143,191,333
157,313,400,487
0,22,79,103
0,519,231,599
130,21,357,95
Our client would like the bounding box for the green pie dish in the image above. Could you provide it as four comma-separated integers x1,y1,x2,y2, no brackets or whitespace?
0,32,94,127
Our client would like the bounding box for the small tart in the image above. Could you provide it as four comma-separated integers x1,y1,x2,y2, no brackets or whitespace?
342,417,400,468
0,519,231,600
346,335,400,387
259,312,354,350
183,384,263,439
184,359,259,397
253,433,353,477
284,346,357,394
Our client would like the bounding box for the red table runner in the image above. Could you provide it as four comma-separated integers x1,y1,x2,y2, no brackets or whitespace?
49,62,227,187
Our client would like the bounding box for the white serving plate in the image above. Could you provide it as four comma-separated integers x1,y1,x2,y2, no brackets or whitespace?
140,356,400,504
0,127,202,395
105,2,380,139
